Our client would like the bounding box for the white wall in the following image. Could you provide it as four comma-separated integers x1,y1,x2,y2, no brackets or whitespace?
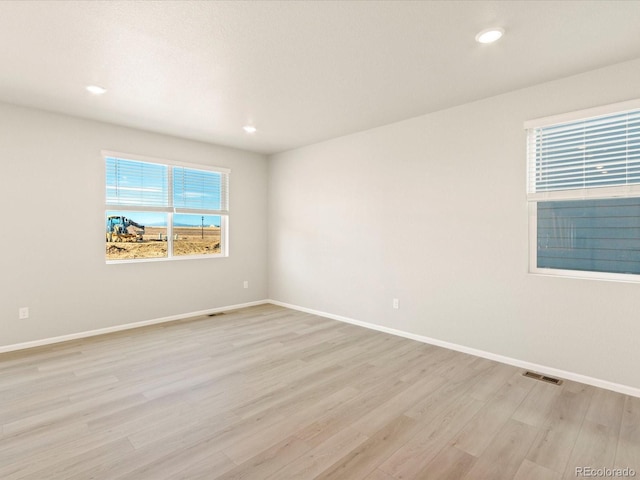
268,58,640,390
0,102,268,347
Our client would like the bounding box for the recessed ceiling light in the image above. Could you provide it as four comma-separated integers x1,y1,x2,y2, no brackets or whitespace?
475,28,504,44
243,125,257,134
86,85,107,95
595,164,604,169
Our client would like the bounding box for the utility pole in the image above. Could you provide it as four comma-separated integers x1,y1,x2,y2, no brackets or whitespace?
201,216,204,239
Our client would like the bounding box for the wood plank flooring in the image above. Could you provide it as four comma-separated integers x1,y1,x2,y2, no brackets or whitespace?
0,304,638,479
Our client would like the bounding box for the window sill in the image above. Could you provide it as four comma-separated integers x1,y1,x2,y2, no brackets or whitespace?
529,267,640,284
106,253,228,265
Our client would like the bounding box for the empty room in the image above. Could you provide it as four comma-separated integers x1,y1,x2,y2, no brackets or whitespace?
1,1,639,479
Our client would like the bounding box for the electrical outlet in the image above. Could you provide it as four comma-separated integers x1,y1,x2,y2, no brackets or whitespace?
243,280,249,289
19,307,29,319
392,298,399,309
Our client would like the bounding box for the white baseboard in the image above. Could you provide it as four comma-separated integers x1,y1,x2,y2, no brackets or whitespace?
0,300,269,354
4,297,638,398
268,299,640,398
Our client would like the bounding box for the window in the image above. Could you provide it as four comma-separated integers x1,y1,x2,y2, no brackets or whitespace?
104,151,229,262
526,100,640,281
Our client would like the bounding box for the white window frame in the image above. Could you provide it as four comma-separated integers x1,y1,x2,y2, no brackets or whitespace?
526,99,640,283
103,150,230,264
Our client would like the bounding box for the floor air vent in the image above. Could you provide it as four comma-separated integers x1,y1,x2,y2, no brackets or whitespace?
523,371,563,385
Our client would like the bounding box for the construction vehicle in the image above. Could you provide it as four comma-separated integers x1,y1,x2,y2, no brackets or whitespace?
106,215,145,242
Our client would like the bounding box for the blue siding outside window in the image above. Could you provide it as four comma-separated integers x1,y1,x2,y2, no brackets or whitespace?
538,198,640,274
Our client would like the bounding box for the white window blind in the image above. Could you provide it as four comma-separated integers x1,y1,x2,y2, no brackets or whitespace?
527,108,640,200
106,157,169,207
173,166,229,213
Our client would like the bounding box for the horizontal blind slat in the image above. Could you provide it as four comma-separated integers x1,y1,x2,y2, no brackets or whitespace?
537,111,640,137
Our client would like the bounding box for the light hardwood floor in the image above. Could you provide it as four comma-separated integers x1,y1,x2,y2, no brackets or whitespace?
0,304,638,479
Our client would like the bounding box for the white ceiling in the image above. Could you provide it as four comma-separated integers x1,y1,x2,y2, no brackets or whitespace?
1,1,639,155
